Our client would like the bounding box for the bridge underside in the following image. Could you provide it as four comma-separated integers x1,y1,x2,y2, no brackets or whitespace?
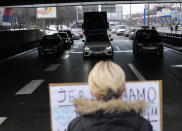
1,0,182,7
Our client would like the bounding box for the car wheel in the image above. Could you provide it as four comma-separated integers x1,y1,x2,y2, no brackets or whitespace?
38,50,44,57
157,49,163,56
56,48,61,55
109,54,114,58
83,55,89,59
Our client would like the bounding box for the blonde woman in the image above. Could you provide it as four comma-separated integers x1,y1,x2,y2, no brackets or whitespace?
68,61,152,131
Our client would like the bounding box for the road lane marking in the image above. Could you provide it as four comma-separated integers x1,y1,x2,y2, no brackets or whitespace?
71,52,83,54
64,51,70,54
73,45,79,48
0,117,7,125
171,65,182,68
70,50,74,53
16,80,45,95
45,64,60,71
61,55,70,59
128,64,146,81
115,45,121,51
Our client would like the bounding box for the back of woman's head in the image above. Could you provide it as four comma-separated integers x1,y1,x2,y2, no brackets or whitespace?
88,61,126,100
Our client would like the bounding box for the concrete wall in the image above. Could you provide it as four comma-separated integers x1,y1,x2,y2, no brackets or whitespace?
0,29,43,60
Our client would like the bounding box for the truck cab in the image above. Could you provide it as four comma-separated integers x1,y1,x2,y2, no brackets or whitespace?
82,12,109,38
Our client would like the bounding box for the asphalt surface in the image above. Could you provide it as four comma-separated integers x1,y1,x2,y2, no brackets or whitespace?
0,34,182,131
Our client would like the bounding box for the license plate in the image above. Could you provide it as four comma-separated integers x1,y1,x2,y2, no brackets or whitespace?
143,47,156,50
95,51,102,54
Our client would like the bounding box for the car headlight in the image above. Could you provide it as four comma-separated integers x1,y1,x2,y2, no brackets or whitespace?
106,45,112,50
65,40,68,43
84,46,89,50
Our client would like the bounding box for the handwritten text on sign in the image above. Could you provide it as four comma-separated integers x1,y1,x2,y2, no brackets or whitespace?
49,81,162,131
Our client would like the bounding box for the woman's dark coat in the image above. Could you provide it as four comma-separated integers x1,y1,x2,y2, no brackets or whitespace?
68,98,153,131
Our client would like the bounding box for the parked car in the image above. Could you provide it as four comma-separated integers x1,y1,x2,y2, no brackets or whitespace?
116,25,127,36
132,29,163,56
38,34,64,56
57,32,72,49
129,28,138,40
59,30,74,45
82,33,114,57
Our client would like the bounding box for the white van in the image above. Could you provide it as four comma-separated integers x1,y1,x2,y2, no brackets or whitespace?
116,25,127,36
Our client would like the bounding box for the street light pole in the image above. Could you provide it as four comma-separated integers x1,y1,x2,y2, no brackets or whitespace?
130,3,131,28
77,7,78,22
148,3,150,28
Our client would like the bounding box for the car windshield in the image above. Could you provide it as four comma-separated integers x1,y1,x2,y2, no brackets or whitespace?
118,26,126,29
41,35,60,45
136,30,160,43
87,34,109,41
61,30,72,37
131,29,137,32
58,33,68,38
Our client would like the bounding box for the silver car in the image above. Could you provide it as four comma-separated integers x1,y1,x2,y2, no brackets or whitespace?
82,33,114,57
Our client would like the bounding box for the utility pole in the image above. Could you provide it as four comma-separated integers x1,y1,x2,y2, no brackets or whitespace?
130,3,131,28
148,3,150,28
43,18,45,35
76,7,78,22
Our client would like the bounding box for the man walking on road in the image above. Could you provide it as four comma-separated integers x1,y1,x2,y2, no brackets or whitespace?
170,25,173,33
175,24,178,34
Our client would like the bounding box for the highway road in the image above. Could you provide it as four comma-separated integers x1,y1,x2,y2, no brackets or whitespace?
0,34,182,131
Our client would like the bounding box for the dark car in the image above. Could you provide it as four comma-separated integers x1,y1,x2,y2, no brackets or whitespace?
57,32,72,49
38,34,64,56
132,30,163,56
59,30,74,45
82,33,114,57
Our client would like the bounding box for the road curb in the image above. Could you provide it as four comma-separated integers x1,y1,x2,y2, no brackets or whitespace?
164,44,182,53
0,48,37,64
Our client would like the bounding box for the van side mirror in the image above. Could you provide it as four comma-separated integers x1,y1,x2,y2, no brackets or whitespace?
82,40,85,42
109,34,111,37
110,39,113,41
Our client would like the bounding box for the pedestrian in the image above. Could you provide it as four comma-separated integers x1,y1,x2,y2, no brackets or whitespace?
170,25,173,33
68,61,153,131
152,26,156,30
175,24,178,34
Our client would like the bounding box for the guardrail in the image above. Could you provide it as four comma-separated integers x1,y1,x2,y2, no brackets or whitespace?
159,32,182,46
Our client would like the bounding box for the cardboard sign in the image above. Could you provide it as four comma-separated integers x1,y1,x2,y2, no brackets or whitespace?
49,81,162,131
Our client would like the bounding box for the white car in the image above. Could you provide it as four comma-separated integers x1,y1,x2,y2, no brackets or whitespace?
111,28,117,34
116,25,127,36
82,33,114,57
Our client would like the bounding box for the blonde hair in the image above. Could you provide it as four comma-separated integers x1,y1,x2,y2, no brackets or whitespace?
88,61,126,100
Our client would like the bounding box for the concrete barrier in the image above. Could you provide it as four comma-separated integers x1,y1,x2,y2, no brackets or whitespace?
159,32,182,46
0,29,43,60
